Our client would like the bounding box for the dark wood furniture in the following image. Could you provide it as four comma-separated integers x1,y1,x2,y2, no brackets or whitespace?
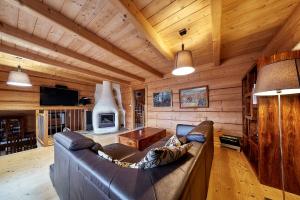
134,89,145,128
0,116,37,155
242,51,300,195
118,127,166,150
242,64,259,174
257,51,300,195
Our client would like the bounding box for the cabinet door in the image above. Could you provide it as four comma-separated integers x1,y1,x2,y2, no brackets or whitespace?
258,95,300,195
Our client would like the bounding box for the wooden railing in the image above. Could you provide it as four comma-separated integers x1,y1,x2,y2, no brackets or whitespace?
36,106,90,146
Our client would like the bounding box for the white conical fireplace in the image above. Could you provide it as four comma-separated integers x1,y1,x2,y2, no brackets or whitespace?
93,81,119,134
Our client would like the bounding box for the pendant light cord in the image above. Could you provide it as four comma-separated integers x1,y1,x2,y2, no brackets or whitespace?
181,36,184,51
17,57,22,72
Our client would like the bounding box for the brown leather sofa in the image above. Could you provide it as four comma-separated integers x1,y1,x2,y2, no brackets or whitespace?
50,121,214,200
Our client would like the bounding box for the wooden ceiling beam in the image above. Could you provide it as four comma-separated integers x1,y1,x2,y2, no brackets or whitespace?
0,44,130,85
8,0,164,78
263,3,300,56
0,22,145,82
211,0,222,66
111,0,174,60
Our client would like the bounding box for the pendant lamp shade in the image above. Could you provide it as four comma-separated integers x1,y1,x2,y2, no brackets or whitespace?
7,66,32,87
172,49,195,76
254,59,300,96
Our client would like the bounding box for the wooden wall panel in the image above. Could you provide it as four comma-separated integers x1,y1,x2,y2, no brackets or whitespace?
123,54,257,136
0,70,96,110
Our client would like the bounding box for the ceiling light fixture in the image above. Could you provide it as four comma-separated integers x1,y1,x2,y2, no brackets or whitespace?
7,65,32,87
172,28,195,76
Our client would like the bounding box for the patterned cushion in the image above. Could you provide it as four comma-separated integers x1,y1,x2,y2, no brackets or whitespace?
98,143,193,169
164,135,181,147
98,150,113,162
98,150,138,168
114,160,138,168
136,143,193,169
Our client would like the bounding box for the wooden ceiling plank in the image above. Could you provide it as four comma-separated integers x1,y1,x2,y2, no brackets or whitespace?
0,22,145,82
151,0,209,32
133,0,153,10
141,0,176,19
7,0,163,78
211,0,222,66
0,43,129,85
263,2,300,56
111,0,174,60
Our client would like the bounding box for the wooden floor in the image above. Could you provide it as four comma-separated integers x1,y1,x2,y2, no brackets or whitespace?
207,146,300,200
0,135,299,200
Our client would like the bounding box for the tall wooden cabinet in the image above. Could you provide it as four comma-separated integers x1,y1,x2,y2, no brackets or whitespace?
242,51,300,195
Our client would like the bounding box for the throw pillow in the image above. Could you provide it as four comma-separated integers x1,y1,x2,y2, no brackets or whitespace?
98,144,193,169
186,134,206,143
164,135,181,147
136,143,193,169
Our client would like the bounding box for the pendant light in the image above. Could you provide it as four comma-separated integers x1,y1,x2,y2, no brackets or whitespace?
172,28,195,76
7,63,32,87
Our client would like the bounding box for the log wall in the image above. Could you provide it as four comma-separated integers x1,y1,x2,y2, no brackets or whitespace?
127,53,259,136
0,67,96,110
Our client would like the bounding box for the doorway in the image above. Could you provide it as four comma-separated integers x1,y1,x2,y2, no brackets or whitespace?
134,89,145,128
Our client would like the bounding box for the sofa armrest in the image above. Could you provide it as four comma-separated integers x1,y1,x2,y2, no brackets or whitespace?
54,132,94,150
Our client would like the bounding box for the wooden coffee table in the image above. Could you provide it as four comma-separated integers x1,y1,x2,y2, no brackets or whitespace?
118,127,166,150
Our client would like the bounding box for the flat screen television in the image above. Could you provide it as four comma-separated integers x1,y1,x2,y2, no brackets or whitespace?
40,86,79,106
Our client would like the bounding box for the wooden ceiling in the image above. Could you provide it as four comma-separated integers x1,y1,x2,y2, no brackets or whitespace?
0,0,299,84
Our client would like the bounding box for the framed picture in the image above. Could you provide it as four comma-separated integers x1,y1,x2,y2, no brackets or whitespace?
153,91,172,107
179,86,209,108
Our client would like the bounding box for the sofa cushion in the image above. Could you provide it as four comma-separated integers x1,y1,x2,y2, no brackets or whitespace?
54,132,94,151
103,143,139,160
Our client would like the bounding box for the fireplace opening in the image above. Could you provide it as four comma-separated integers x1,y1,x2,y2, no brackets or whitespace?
98,113,115,128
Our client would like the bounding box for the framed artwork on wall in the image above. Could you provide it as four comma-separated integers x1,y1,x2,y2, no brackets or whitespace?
179,86,209,108
153,91,172,107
